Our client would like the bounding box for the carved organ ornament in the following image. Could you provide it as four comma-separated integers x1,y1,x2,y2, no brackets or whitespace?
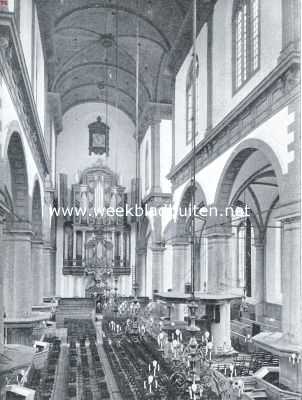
63,161,131,275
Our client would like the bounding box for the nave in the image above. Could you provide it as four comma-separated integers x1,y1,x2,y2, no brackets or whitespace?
1,298,301,400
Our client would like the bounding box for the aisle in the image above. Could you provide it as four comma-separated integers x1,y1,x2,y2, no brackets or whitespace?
97,345,123,400
52,345,68,400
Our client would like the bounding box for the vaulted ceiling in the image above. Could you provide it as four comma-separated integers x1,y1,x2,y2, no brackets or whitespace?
36,0,215,123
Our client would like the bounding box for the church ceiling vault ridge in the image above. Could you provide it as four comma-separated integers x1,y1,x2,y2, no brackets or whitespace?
36,0,214,122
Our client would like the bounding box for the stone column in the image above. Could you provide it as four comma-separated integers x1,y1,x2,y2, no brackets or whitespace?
279,215,302,392
9,222,33,318
31,239,44,305
136,247,147,297
172,240,189,321
43,242,53,298
206,232,233,292
211,302,232,352
172,240,189,293
281,216,301,343
50,247,56,296
205,215,234,352
253,238,265,320
150,120,162,193
151,243,165,295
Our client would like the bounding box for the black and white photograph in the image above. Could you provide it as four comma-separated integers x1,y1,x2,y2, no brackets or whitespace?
0,0,301,399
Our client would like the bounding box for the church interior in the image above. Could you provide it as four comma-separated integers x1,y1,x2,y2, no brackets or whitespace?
0,0,301,399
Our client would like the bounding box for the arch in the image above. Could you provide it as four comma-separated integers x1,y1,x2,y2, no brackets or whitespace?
7,131,29,221
178,181,207,213
0,186,14,216
163,219,177,243
32,180,43,240
214,139,283,209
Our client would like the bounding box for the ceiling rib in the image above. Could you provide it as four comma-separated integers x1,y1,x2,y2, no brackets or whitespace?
62,82,142,109
54,4,171,50
63,98,136,124
52,62,152,100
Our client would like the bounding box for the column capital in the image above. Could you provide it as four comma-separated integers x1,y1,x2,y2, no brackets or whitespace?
32,238,44,246
203,207,232,238
139,102,172,141
150,242,166,252
5,221,32,238
253,238,265,248
136,247,147,256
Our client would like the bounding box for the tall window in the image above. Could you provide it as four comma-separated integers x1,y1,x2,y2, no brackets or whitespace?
233,0,260,91
186,56,199,143
237,218,253,297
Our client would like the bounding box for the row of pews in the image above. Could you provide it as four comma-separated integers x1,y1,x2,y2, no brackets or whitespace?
27,337,61,400
102,321,177,400
212,351,279,377
65,319,110,400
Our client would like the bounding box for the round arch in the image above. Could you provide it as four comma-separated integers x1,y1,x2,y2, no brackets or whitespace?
7,131,29,221
176,181,207,238
214,138,283,209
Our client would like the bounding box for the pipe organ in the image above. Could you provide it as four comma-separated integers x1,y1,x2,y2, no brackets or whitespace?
63,162,131,276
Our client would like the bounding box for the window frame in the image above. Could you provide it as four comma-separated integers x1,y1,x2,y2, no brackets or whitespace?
232,0,261,94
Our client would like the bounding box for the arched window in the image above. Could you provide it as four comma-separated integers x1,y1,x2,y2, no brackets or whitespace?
186,56,199,143
145,143,149,191
237,218,253,297
233,0,260,91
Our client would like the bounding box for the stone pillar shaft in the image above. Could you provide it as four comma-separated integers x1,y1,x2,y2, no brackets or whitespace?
172,242,189,293
136,249,147,297
253,240,265,320
207,234,233,292
151,245,165,294
150,121,162,193
43,244,54,297
5,225,33,318
211,303,231,352
32,241,44,305
281,216,301,344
